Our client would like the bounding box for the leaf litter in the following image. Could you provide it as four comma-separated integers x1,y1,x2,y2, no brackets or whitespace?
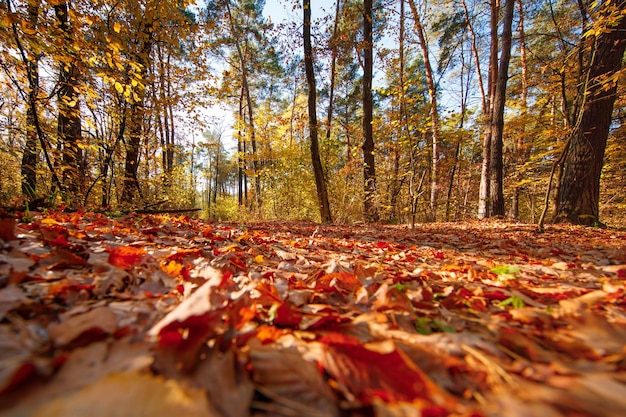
1,212,626,416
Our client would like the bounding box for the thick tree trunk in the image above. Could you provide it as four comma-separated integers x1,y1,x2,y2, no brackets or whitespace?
303,0,332,223
362,0,378,222
488,0,515,217
556,0,626,225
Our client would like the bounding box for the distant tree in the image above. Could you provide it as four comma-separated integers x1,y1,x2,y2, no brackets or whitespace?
407,0,441,222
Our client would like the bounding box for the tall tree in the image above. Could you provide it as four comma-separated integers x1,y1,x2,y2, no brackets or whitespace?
556,0,626,225
224,0,261,209
362,0,378,222
488,0,515,216
303,0,332,223
408,0,441,222
509,0,529,219
54,1,83,200
18,1,40,200
477,0,499,219
121,14,153,204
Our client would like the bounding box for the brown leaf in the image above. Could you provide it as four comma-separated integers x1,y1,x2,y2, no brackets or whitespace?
250,346,339,417
47,306,117,347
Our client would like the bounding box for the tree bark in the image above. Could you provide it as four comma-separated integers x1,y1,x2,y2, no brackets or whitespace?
478,0,499,219
303,0,332,223
362,0,378,222
488,0,515,217
556,0,626,225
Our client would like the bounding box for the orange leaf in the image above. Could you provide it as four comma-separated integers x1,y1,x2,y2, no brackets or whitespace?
108,246,146,269
162,260,183,277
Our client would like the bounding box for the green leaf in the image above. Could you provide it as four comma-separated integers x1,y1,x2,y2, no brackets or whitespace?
490,265,520,280
497,296,525,309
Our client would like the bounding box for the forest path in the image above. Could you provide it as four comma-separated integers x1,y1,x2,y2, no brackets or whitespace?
1,213,625,416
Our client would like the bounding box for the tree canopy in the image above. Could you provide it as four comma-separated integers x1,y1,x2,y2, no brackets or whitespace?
1,0,625,226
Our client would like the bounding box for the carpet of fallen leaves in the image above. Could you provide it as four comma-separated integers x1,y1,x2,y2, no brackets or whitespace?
1,212,626,417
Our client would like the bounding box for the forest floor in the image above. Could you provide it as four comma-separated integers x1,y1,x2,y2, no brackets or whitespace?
1,212,626,417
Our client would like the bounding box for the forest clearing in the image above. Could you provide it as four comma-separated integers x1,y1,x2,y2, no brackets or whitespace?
1,212,626,416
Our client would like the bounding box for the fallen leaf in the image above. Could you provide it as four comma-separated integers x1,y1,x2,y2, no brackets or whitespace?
30,372,218,417
47,306,117,347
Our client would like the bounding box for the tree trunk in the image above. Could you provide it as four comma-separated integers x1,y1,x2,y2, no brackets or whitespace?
556,0,626,225
509,0,529,220
488,0,515,217
122,21,153,205
19,3,41,199
54,2,83,201
237,87,245,206
408,0,440,222
225,0,261,209
303,0,332,223
361,0,378,222
477,0,499,219
325,0,341,144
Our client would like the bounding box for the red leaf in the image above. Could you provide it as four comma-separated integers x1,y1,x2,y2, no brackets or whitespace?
376,241,391,249
108,246,146,269
40,224,71,247
274,301,303,327
166,248,203,262
321,333,453,406
0,216,16,241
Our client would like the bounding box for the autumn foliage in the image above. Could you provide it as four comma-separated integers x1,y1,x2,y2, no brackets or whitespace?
1,212,626,416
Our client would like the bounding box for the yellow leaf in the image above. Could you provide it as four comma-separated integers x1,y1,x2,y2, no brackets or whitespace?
113,22,121,33
254,255,265,263
114,82,124,94
21,20,36,35
30,372,214,417
85,15,95,25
